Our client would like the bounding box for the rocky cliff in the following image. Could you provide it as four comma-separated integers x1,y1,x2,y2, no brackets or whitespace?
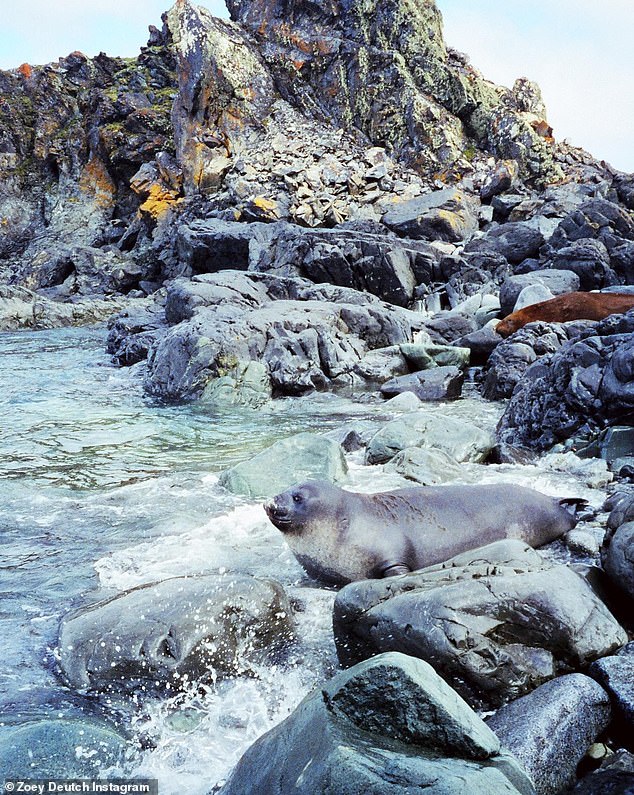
0,0,615,295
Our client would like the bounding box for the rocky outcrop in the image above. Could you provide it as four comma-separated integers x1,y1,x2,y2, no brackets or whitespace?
218,652,536,795
333,541,627,709
497,311,634,451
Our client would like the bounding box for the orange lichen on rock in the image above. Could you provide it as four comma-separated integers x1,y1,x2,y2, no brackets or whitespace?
17,63,32,80
78,156,116,209
496,292,634,337
139,183,180,219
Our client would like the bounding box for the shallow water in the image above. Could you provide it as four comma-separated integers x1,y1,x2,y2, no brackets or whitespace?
0,324,611,792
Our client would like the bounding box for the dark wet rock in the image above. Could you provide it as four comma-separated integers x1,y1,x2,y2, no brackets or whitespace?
219,432,348,499
499,270,580,316
0,718,132,779
365,410,494,465
474,222,545,265
422,310,480,344
106,300,167,365
456,323,503,365
589,643,634,747
333,540,627,709
174,218,438,308
487,674,612,795
571,749,634,795
601,522,634,603
380,366,464,401
549,238,617,290
546,199,634,258
219,652,535,795
382,188,479,243
58,573,293,692
482,322,575,401
606,493,634,530
497,312,634,451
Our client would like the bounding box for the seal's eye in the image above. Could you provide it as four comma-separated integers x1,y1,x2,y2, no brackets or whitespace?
293,493,303,504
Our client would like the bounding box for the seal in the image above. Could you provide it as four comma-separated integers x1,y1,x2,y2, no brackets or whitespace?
496,291,634,338
264,480,579,585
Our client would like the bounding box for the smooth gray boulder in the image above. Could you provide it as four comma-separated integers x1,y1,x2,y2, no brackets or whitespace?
365,410,494,465
59,574,293,692
383,446,464,485
218,652,535,795
333,541,627,709
0,718,130,778
380,366,464,401
219,432,348,499
400,342,471,370
487,674,612,795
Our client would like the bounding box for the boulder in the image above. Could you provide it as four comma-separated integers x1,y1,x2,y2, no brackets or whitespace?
601,522,634,602
0,718,130,779
497,312,634,451
456,322,503,365
499,270,580,316
143,271,424,400
513,284,554,311
380,366,464,401
482,322,571,401
200,359,272,407
333,541,627,709
383,446,464,485
382,188,480,243
58,573,293,692
479,222,544,264
365,410,494,465
219,432,348,499
218,652,535,795
487,674,612,795
547,199,634,257
400,342,471,370
550,238,617,290
589,643,634,746
353,345,409,383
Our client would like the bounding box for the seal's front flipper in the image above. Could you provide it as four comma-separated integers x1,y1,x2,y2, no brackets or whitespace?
379,562,411,578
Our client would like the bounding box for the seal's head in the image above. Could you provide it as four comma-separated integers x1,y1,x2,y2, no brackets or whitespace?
264,480,337,535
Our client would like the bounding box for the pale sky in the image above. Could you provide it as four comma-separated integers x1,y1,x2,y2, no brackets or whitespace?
1,1,632,173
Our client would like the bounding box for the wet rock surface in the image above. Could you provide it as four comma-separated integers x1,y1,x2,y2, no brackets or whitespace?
333,541,627,709
59,574,293,692
218,652,535,795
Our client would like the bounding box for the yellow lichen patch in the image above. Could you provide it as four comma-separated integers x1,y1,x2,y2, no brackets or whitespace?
78,156,116,209
139,183,181,219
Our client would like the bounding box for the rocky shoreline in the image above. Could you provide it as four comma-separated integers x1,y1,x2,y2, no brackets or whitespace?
1,0,634,792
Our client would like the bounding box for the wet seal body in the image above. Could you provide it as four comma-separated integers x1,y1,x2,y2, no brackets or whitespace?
496,291,634,338
265,480,578,585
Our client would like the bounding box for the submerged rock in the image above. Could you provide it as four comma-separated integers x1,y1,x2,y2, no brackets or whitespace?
219,432,348,499
218,652,535,795
333,540,627,709
58,573,293,693
0,718,131,778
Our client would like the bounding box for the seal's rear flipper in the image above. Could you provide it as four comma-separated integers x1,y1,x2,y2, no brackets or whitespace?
559,497,593,522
